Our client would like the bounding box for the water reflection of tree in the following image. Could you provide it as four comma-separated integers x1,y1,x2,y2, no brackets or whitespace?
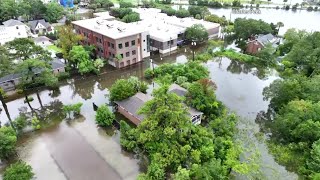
71,78,96,100
226,60,268,79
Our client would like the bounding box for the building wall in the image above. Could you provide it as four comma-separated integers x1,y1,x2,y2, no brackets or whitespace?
114,34,140,68
73,24,148,68
0,25,29,45
150,38,177,54
246,40,263,54
207,26,220,38
117,105,141,125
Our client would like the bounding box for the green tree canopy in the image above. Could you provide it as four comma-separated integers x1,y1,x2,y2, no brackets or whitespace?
3,161,34,180
44,2,64,23
95,105,115,127
57,25,83,60
233,18,274,40
5,38,51,61
175,9,190,18
109,76,147,101
0,126,17,160
0,46,14,77
185,24,209,42
69,45,95,74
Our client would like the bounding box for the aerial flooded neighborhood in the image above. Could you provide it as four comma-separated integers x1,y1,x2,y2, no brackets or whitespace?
0,0,320,179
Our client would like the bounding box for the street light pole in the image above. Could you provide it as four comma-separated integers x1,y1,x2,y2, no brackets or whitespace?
191,41,197,61
150,59,155,87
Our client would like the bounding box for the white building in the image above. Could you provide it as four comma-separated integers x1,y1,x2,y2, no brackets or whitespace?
0,19,30,45
94,8,220,55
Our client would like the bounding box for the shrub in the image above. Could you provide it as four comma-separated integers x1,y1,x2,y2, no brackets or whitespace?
122,12,140,23
57,72,70,80
285,5,290,10
95,105,115,127
0,127,17,160
13,115,28,132
161,7,176,16
276,6,280,9
24,96,34,103
175,9,190,18
208,1,223,8
307,6,314,11
31,116,41,130
195,14,201,19
3,161,34,180
194,53,213,62
119,1,134,8
63,103,83,118
109,76,148,101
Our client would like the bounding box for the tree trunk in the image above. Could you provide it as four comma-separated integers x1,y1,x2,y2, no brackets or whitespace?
0,93,15,130
36,90,44,109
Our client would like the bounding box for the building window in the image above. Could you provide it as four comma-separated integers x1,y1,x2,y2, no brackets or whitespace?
132,58,136,63
111,43,114,49
125,42,129,47
171,40,174,45
132,50,136,55
167,41,170,46
118,43,123,49
126,52,130,57
100,48,103,53
127,60,130,65
95,37,98,42
144,49,145,51
99,39,102,43
109,52,111,56
108,42,111,47
120,54,123,58
131,40,135,46
120,62,124,68
112,53,115,57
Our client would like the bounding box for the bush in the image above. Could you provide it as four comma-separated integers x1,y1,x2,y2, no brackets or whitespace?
144,62,209,83
194,53,213,62
276,6,280,9
31,116,41,130
208,1,223,8
24,96,34,103
95,105,115,127
285,5,290,10
161,7,176,16
213,49,256,63
3,161,34,180
109,8,133,19
13,115,28,132
57,71,70,80
307,6,314,11
109,76,148,101
175,9,190,18
122,12,140,23
119,1,134,8
0,127,17,160
63,103,83,118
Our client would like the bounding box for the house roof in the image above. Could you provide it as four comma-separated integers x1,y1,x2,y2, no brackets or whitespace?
2,19,24,27
256,33,276,46
115,92,152,121
33,36,51,43
115,84,203,124
168,84,188,97
0,59,65,84
28,19,50,31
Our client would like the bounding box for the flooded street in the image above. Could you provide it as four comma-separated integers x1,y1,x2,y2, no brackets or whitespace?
0,46,297,179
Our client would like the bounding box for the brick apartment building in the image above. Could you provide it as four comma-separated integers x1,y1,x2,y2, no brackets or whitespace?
72,18,150,68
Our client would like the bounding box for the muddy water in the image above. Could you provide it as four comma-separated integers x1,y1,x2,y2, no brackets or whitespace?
0,47,297,179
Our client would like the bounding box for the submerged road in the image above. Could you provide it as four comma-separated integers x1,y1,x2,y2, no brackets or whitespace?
42,122,121,180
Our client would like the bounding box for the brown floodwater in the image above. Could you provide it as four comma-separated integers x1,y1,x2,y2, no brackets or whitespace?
0,46,297,179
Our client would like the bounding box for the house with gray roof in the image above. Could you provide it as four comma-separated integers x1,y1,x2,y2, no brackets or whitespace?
0,59,65,92
33,36,53,47
28,19,53,34
246,33,279,54
115,84,203,125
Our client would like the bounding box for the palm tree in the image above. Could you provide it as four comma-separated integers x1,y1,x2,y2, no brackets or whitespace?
276,22,284,35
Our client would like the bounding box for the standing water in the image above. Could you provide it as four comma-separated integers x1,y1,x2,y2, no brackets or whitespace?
0,47,297,179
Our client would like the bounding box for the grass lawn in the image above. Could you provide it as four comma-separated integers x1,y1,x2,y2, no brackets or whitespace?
47,45,62,53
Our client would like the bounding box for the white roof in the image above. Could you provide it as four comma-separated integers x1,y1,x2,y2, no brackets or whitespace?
72,18,147,39
72,8,220,41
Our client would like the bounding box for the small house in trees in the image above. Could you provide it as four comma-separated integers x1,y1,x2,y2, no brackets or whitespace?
0,59,65,92
246,33,279,54
28,19,53,35
115,84,203,125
